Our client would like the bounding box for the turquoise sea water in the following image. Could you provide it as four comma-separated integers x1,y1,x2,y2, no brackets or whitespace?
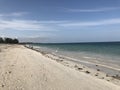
29,42,120,75
31,42,120,69
32,42,120,56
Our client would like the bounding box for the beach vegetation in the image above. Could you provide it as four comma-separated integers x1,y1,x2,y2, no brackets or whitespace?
0,37,4,43
0,37,19,44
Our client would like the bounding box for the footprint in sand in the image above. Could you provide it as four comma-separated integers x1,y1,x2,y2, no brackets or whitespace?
78,67,83,70
97,69,100,71
5,71,12,74
9,71,12,74
2,84,4,88
95,73,99,76
85,71,90,74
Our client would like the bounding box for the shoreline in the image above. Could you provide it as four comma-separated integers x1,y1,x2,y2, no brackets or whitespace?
0,44,120,90
25,44,120,85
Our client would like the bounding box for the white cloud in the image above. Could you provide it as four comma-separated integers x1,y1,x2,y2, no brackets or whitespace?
68,7,120,12
0,19,44,30
1,18,120,31
0,12,65,31
0,19,60,31
59,18,120,27
1,12,120,31
0,12,28,17
38,20,68,24
0,12,67,31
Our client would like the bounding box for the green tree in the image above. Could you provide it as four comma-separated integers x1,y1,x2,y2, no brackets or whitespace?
4,38,19,44
4,38,13,43
13,39,19,44
0,37,4,43
0,37,19,44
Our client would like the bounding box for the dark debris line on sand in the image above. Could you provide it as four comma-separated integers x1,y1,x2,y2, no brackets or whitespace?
85,71,90,74
112,75,120,80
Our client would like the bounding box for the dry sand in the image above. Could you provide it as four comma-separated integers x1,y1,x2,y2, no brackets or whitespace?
0,45,120,90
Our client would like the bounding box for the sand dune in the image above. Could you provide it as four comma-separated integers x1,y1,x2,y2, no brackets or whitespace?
0,45,120,90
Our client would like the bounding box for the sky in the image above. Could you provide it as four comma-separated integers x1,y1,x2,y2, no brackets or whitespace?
0,0,120,43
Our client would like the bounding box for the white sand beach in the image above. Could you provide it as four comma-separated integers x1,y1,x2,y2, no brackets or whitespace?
0,45,120,90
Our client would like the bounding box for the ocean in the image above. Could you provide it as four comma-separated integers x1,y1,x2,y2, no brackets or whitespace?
30,42,120,75
32,42,120,55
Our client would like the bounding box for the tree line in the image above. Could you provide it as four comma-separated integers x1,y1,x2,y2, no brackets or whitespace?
0,37,19,44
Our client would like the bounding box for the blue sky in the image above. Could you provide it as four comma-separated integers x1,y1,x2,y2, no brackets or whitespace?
0,0,120,42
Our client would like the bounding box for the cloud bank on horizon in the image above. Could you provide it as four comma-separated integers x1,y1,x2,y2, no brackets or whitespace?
0,0,120,42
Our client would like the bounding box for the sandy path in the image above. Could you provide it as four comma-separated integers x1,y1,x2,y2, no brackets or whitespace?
0,45,120,90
